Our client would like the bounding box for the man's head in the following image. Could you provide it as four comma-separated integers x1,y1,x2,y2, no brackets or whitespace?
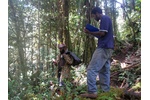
58,43,67,54
91,7,102,21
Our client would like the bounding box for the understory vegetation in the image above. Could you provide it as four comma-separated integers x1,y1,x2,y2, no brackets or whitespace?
9,50,141,100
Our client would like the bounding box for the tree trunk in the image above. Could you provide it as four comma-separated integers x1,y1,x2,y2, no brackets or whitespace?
46,20,51,71
112,0,117,40
31,34,34,72
83,0,96,66
63,0,72,50
104,0,108,15
58,0,64,43
38,0,41,70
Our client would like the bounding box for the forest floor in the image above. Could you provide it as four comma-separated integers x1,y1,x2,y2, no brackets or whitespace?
109,46,141,100
21,45,141,100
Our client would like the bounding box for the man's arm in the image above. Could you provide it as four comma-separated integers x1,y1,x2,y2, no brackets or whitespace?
52,55,60,65
84,28,106,37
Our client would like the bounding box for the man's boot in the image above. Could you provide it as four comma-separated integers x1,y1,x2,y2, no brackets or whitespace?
80,93,98,99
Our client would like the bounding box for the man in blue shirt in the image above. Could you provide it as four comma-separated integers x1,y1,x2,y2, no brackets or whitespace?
80,7,114,99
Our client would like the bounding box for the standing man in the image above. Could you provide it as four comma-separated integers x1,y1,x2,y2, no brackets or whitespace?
80,7,114,99
53,43,73,86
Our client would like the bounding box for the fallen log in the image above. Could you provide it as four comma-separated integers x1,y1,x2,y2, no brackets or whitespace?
122,62,140,70
122,89,141,100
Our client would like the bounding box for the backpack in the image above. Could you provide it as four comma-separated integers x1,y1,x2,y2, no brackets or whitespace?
66,51,82,66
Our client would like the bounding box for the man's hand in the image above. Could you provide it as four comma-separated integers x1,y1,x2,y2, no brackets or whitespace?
84,27,91,34
52,59,57,65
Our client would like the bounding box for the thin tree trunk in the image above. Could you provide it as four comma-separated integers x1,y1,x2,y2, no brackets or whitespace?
38,0,41,70
112,0,117,39
46,21,51,71
104,0,108,15
58,0,63,43
31,34,34,72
